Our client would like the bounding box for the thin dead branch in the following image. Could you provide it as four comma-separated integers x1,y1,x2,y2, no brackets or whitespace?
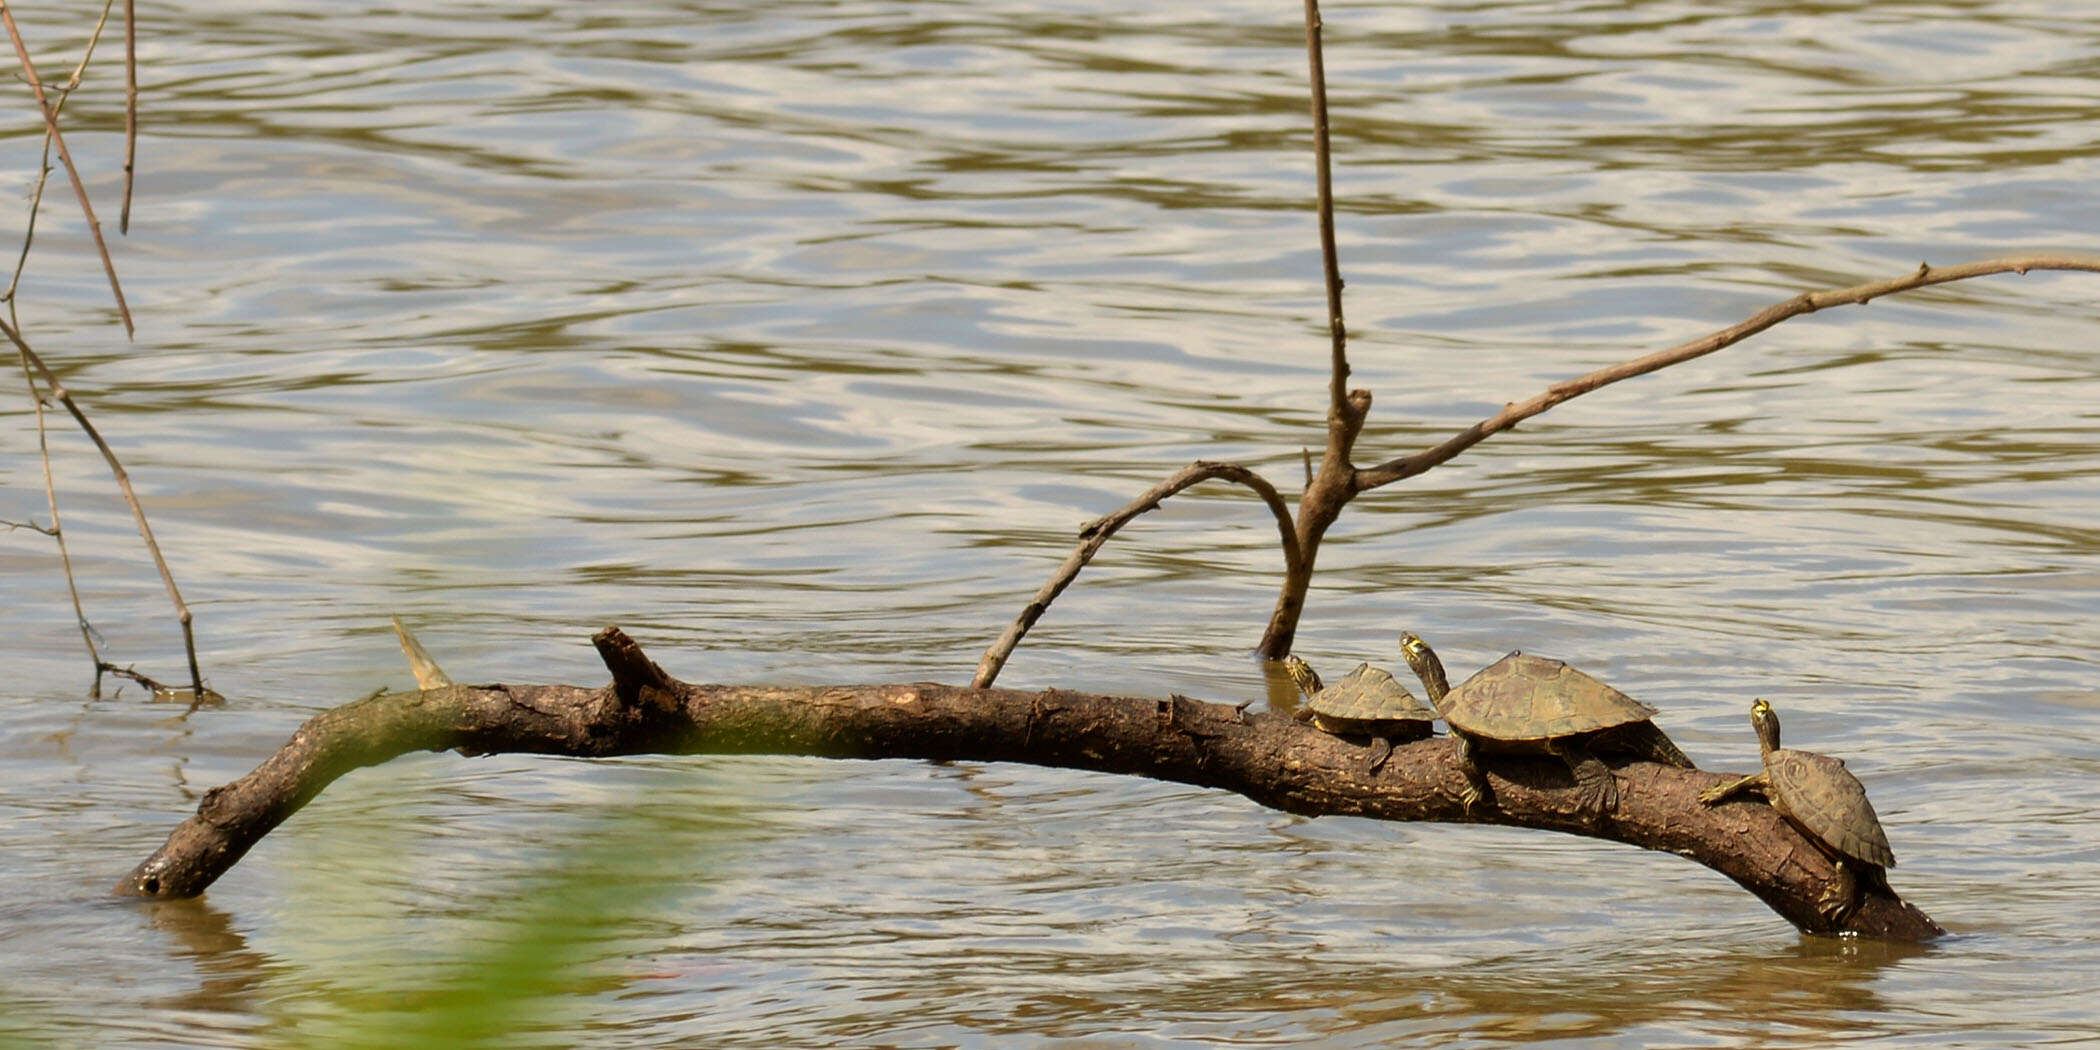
1302,0,1349,421
13,350,102,677
4,0,119,311
116,626,1944,941
972,460,1299,688
0,0,134,337
977,2,1381,679
3,319,204,698
91,663,218,706
1242,0,1374,662
4,2,122,692
5,129,56,306
122,0,136,234
1352,256,2100,491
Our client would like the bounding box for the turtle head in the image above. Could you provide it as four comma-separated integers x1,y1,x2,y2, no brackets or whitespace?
1750,698,1781,754
1398,632,1449,704
1282,655,1323,699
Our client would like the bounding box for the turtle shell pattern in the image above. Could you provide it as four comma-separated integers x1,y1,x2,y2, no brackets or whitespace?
1304,663,1436,730
1764,747,1896,869
1439,651,1659,741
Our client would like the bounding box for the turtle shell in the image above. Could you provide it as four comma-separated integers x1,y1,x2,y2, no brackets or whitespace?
1304,663,1436,731
1764,747,1896,869
1439,651,1659,741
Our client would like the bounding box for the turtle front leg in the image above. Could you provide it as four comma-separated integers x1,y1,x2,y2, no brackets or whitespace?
1452,731,1490,813
1698,772,1766,807
1548,737,1618,825
1815,858,1864,928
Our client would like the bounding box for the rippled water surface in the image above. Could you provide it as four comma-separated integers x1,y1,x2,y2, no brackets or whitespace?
4,1,2099,1046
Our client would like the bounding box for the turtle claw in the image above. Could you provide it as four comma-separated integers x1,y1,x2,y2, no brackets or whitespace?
1815,859,1864,927
1453,732,1491,815
1551,739,1618,825
1574,766,1618,826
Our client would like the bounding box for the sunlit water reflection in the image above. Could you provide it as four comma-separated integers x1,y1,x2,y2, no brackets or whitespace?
3,0,2099,1046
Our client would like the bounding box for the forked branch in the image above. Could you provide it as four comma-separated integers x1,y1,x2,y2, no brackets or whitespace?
4,320,204,698
0,1,133,336
5,0,126,689
5,0,121,310
984,0,2100,670
973,0,1369,676
989,254,2100,669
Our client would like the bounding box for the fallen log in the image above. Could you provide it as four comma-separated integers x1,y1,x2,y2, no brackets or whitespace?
115,626,1942,941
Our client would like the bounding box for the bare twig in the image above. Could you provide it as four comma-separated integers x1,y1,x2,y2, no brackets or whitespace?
1,516,58,535
99,661,221,709
972,460,1300,688
4,0,118,312
1354,256,2100,491
4,1,143,695
121,0,136,234
1302,0,1349,421
3,319,203,697
1228,3,1377,661
0,0,134,337
102,663,163,693
5,130,57,307
3,3,122,684
13,350,102,676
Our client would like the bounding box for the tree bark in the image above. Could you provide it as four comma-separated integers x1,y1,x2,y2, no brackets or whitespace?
116,628,1942,941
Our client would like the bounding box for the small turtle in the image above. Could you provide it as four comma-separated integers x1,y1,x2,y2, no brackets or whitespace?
1283,656,1436,774
1400,632,1695,823
1282,654,1325,698
1699,698,1895,927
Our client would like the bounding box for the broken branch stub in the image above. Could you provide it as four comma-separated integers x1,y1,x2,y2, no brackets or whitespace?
116,627,1942,941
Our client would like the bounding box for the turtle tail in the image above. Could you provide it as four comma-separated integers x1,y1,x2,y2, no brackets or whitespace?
1859,860,1894,895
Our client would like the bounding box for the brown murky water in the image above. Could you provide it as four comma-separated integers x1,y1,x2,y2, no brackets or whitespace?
4,1,2099,1045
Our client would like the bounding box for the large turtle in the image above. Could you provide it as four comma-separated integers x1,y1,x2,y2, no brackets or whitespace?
1400,633,1695,823
1699,698,1895,926
1283,656,1436,774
